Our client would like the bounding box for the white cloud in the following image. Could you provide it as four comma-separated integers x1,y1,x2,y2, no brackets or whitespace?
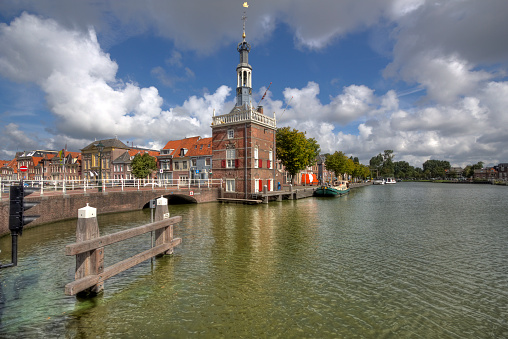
0,13,230,147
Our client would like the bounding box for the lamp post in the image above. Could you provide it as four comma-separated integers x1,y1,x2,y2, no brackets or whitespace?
95,142,104,192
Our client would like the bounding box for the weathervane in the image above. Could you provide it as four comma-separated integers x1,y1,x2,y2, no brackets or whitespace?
242,2,248,40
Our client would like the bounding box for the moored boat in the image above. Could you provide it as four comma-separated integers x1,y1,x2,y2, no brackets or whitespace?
385,177,396,184
314,180,350,197
373,178,385,185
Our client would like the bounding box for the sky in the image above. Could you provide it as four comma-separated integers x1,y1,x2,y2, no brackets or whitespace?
1,0,507,168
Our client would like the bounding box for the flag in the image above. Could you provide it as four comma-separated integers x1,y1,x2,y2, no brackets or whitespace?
243,2,248,8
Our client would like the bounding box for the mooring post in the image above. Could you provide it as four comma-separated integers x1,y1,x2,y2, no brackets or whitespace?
75,203,104,296
263,185,268,204
154,195,175,255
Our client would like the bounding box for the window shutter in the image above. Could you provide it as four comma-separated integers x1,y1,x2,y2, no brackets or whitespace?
235,159,239,168
221,159,226,168
267,160,271,168
259,159,262,168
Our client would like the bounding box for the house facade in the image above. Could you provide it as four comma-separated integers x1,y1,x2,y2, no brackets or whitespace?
81,138,130,183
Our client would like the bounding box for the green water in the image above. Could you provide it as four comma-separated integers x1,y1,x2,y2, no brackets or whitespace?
1,182,507,338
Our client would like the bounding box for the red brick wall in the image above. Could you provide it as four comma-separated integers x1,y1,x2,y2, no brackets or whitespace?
212,122,276,199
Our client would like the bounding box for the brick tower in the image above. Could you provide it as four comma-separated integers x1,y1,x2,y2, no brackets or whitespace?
211,4,277,199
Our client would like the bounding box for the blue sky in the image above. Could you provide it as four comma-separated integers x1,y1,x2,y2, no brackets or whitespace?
1,0,508,168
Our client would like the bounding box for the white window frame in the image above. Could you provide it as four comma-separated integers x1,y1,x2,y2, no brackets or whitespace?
226,179,235,192
227,129,234,139
269,150,273,169
179,175,189,186
255,179,260,193
254,147,259,168
226,149,236,168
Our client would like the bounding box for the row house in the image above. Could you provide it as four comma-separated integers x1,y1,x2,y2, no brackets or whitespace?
48,152,82,181
474,167,498,180
188,137,213,185
158,136,201,185
81,138,130,183
15,150,58,181
495,163,508,181
0,159,17,181
112,151,132,180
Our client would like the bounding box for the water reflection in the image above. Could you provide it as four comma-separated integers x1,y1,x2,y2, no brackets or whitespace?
1,183,508,337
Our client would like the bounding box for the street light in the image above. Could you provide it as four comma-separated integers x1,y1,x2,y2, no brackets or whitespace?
95,142,104,192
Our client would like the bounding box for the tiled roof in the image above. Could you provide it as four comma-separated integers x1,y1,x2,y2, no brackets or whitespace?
162,136,202,158
127,149,160,159
32,157,43,166
187,137,212,157
81,138,130,151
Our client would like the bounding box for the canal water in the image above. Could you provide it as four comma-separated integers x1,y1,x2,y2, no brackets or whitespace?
1,182,507,338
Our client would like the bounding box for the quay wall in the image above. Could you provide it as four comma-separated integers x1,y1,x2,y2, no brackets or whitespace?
0,188,219,237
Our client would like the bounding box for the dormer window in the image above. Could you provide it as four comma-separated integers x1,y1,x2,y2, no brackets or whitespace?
180,148,188,156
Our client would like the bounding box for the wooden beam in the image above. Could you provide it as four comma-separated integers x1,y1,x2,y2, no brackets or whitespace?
65,238,182,295
65,216,182,255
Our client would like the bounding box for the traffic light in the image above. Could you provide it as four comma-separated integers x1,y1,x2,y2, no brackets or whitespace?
9,182,40,235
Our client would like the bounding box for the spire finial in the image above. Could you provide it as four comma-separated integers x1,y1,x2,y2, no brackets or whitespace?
242,2,248,40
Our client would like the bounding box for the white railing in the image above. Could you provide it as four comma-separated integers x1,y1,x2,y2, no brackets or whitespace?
0,178,223,198
212,108,276,128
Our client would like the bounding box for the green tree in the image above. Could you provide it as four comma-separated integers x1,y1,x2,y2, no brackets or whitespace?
325,151,348,179
465,161,484,178
276,127,321,183
422,159,450,179
369,150,395,177
393,161,413,179
131,153,157,179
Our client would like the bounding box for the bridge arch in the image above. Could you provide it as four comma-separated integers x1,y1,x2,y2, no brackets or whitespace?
141,194,198,209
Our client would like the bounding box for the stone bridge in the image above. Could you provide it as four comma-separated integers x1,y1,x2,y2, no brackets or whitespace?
0,187,219,236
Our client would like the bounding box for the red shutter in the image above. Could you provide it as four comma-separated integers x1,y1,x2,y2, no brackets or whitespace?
235,159,239,168
267,180,271,191
259,179,263,192
259,159,262,168
221,159,226,168
267,160,271,168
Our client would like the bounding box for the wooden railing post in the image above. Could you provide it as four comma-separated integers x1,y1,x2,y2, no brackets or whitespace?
154,196,175,255
75,203,104,296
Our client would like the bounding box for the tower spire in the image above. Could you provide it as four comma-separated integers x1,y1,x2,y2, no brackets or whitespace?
236,2,252,109
242,2,248,40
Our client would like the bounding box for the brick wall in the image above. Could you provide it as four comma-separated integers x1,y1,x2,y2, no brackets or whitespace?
0,187,219,237
212,122,276,199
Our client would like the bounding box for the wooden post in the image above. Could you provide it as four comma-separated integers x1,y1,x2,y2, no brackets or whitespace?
75,203,104,296
154,195,175,255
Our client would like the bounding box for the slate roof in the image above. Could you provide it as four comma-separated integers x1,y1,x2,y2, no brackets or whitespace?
112,151,131,164
81,138,130,151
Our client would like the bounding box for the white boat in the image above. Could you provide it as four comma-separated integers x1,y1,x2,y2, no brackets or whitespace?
373,178,385,185
385,177,396,184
